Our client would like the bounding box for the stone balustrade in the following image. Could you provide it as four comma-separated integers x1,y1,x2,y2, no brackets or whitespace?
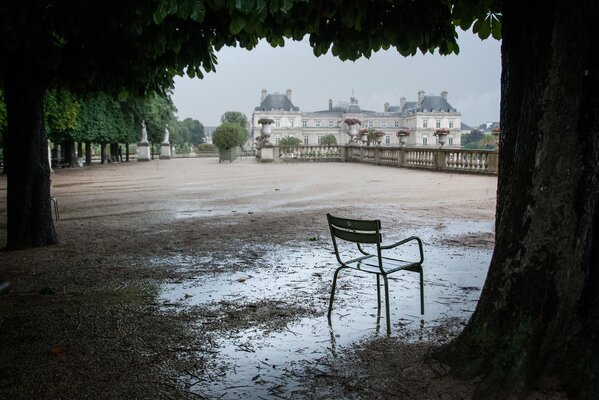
258,144,499,175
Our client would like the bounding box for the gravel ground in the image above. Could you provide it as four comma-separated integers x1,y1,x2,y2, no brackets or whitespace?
0,158,512,399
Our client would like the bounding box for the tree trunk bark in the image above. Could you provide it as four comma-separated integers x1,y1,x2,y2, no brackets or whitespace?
125,143,130,162
437,1,599,398
3,67,58,249
77,142,83,159
85,141,92,166
100,143,106,164
63,139,76,167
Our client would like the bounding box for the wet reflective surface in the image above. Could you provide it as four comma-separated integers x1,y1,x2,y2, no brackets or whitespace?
160,222,493,399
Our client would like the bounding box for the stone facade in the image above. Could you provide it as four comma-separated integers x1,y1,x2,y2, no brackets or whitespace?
251,89,462,148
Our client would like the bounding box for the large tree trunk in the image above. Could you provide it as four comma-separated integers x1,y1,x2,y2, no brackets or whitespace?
437,1,599,398
3,68,59,250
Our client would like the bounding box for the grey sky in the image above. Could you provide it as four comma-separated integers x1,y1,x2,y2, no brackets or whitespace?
172,31,501,128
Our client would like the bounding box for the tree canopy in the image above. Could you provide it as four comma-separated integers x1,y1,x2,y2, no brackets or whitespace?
220,111,248,129
212,122,247,150
2,1,598,399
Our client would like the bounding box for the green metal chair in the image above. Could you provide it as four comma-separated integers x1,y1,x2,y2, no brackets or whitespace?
326,213,425,335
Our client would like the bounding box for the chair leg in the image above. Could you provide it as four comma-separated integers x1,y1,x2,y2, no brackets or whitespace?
328,267,344,319
51,197,60,220
376,274,381,310
419,268,424,315
383,275,391,335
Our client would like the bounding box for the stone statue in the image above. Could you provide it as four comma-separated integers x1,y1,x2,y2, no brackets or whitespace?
162,127,170,144
140,120,148,143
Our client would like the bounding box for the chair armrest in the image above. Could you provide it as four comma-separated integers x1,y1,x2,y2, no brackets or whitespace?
380,236,424,264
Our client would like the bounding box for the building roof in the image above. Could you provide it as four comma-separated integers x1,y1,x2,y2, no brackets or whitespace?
255,93,299,111
313,96,375,114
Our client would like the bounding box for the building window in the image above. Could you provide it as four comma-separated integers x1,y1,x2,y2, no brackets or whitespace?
368,121,373,128
449,136,454,146
275,119,281,128
449,120,454,128
302,120,307,127
435,119,441,128
275,136,280,144
317,135,323,144
303,136,309,145
423,120,428,128
394,121,400,128
315,120,321,127
385,136,390,145
288,119,294,128
329,120,334,127
423,135,428,145
381,121,386,128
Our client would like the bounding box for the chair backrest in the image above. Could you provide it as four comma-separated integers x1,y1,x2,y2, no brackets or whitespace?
327,214,382,244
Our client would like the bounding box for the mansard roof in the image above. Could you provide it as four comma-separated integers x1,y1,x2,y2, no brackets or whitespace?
255,93,299,111
400,95,458,114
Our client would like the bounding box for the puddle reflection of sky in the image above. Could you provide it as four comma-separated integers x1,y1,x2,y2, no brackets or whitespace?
159,222,494,399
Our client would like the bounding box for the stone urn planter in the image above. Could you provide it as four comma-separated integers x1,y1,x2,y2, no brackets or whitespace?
373,130,385,146
396,129,411,147
434,128,450,147
344,118,362,144
258,118,274,145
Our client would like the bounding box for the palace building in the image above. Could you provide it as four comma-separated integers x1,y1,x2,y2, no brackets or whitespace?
251,89,462,147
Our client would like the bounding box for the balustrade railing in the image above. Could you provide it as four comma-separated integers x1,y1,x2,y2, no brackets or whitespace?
259,144,498,175
279,145,342,161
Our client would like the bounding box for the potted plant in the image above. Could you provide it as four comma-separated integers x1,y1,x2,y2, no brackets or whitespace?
373,130,385,145
344,118,362,143
434,128,450,147
257,118,274,142
396,128,411,147
212,123,248,162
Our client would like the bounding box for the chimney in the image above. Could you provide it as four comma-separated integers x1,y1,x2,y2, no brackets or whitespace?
261,89,268,102
329,99,333,111
400,96,406,108
441,90,448,101
418,90,425,103
384,102,389,112
286,89,292,101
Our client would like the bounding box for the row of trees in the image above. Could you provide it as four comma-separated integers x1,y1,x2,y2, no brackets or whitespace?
461,129,497,149
0,89,205,166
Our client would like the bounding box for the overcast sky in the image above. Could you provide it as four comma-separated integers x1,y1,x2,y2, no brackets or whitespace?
172,31,501,128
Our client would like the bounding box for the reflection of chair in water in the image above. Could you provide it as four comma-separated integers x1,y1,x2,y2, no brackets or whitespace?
326,213,425,335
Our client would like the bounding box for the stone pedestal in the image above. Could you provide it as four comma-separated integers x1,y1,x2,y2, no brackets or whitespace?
137,142,151,161
160,143,171,159
260,145,275,163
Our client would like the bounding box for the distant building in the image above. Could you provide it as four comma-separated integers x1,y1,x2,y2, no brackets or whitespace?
251,89,462,147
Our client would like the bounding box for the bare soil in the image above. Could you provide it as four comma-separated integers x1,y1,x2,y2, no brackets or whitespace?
0,158,531,399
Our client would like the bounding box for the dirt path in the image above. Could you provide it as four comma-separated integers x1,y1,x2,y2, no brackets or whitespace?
0,158,501,399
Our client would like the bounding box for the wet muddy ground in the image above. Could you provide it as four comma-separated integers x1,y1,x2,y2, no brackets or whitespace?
0,159,499,399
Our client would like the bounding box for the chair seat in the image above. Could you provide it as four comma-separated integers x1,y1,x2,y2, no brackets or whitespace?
346,255,421,275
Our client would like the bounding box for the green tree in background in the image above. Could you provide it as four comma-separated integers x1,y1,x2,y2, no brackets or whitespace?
279,136,301,153
220,111,247,129
320,134,337,146
212,122,247,151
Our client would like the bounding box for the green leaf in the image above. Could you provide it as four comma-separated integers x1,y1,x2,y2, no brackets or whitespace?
153,7,167,24
478,17,491,39
229,17,246,34
190,1,206,22
491,17,502,40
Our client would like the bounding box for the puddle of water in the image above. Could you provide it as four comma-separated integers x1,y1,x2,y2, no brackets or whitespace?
159,223,494,398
